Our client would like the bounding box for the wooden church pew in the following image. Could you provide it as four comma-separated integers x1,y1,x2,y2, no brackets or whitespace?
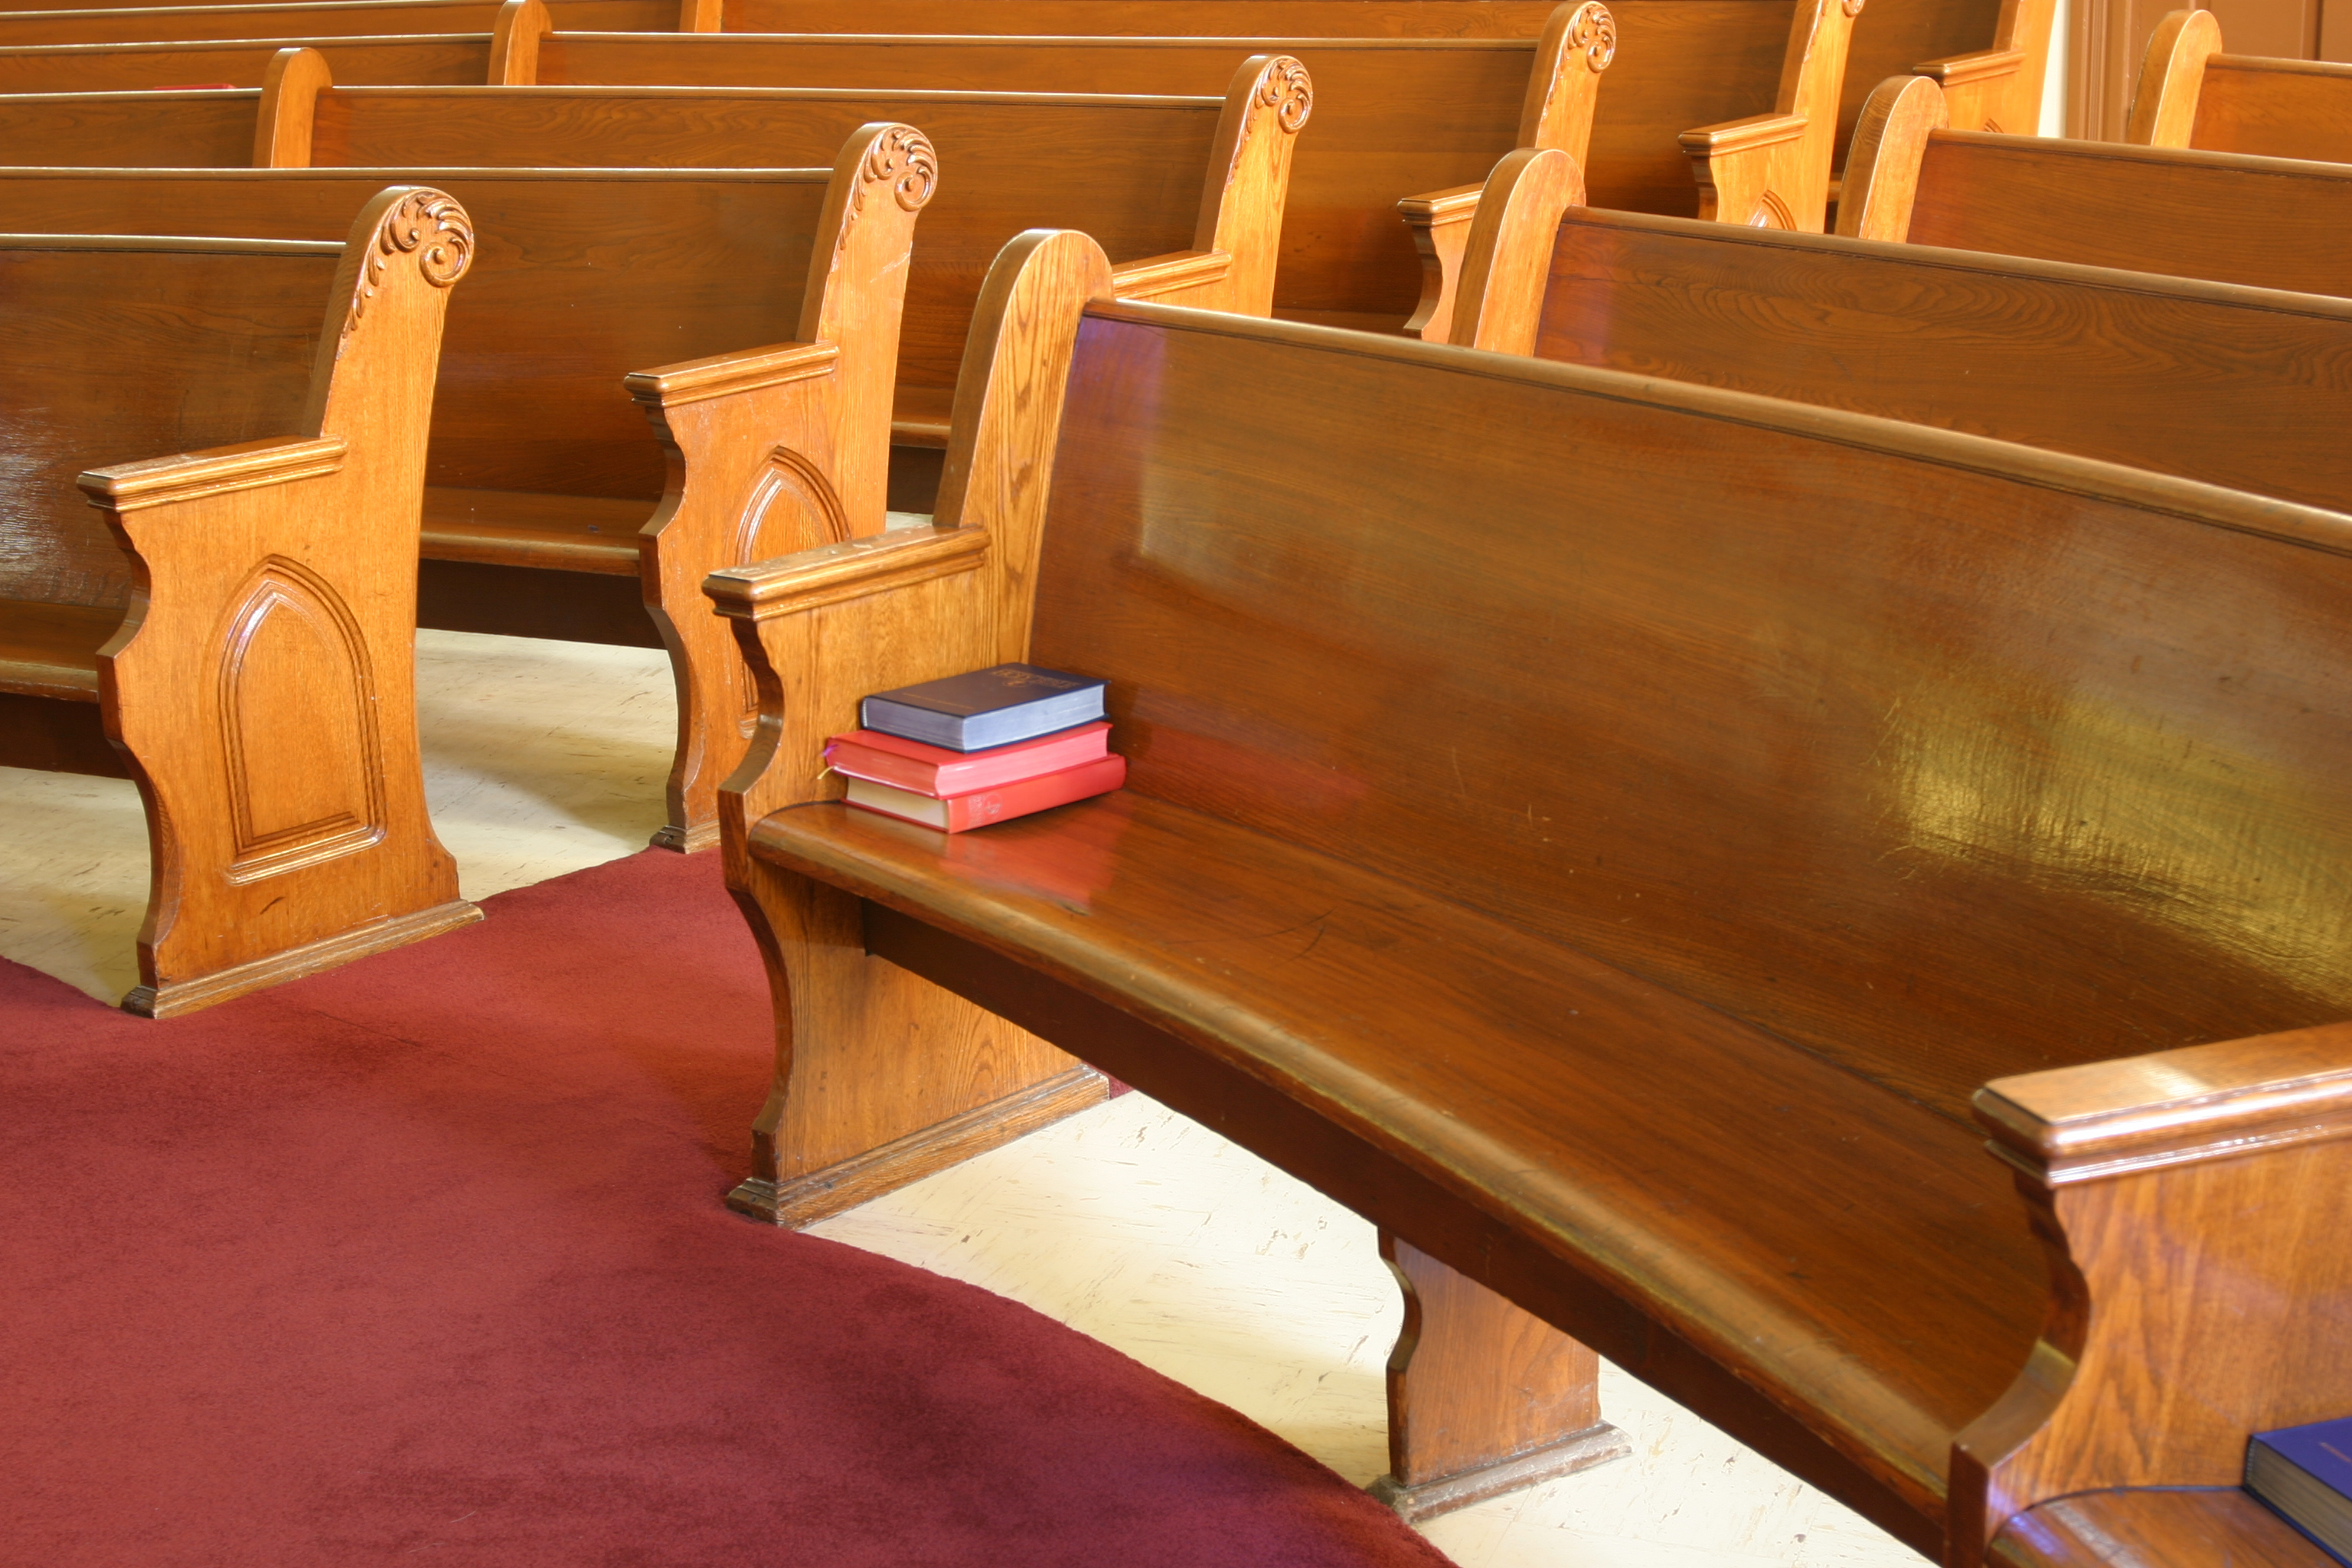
0,0,1865,234
0,187,475,1016
0,51,1309,452
0,0,682,47
0,136,930,857
2126,6,2352,161
2,58,1308,848
483,0,1607,338
1440,144,2352,516
1837,73,2352,296
0,32,495,89
704,227,2352,1563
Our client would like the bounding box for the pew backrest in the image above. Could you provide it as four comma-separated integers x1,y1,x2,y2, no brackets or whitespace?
1837,0,2053,153
1837,72,2352,295
2128,6,2352,162
0,0,680,46
0,64,1308,391
0,33,492,90
1443,162,2352,516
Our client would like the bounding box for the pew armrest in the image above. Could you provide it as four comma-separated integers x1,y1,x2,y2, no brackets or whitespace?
1949,1023,2352,1562
625,340,839,408
78,436,346,513
1679,113,1814,230
1109,250,1235,308
1978,1027,2352,1183
705,524,990,623
1396,183,1485,344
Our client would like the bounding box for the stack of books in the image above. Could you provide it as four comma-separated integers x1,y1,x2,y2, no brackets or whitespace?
827,663,1125,832
2248,1416,2352,1565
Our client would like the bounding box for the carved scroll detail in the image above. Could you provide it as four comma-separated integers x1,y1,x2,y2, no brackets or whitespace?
1841,0,1865,15
1566,2,1617,72
344,190,475,338
1259,54,1315,132
862,125,940,215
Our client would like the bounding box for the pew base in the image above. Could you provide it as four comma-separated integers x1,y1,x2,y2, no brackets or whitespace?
0,691,128,779
1368,1420,1632,1523
724,1063,1109,1228
122,897,483,1020
648,821,720,854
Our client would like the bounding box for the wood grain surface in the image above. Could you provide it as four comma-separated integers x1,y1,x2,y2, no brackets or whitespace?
1900,129,2352,294
1524,207,2352,513
0,35,494,91
0,0,670,47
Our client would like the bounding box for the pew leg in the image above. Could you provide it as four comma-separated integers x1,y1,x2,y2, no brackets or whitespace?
1371,1232,1630,1522
723,861,1107,1227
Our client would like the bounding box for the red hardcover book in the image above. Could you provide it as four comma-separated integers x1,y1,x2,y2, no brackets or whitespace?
843,755,1126,832
825,721,1110,797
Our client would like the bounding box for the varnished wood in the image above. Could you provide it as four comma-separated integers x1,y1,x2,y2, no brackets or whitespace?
717,234,2352,1562
1840,77,2352,295
0,0,671,47
0,35,496,93
1370,1233,1628,1520
1457,196,2352,514
1994,1489,2325,1568
2125,8,2352,161
1834,69,1945,240
1,149,924,852
488,22,1598,335
3,192,479,1014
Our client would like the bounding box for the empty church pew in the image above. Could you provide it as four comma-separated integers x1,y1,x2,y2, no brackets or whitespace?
0,32,494,89
2128,7,2352,163
1837,73,2352,296
1442,145,2352,517
0,0,679,46
485,2,1603,338
0,54,1308,457
0,187,475,1016
709,227,2352,1564
0,136,929,856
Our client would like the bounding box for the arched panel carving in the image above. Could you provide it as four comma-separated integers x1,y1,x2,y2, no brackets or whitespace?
1749,191,1798,230
729,448,851,733
215,556,386,883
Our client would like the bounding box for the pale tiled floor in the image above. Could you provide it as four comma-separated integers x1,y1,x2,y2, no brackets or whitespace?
0,629,1926,1568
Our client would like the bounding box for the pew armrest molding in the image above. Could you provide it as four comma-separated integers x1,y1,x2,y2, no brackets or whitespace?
79,436,346,511
706,524,988,621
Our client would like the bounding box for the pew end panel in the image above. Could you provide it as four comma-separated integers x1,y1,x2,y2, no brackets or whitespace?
710,230,1117,1226
1100,52,1310,317
68,190,479,1015
1951,1027,2352,1564
1398,0,1609,344
2125,8,2222,147
1443,144,1583,354
1677,0,1858,231
628,122,933,851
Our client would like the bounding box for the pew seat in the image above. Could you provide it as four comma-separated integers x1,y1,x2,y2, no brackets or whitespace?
0,602,113,704
708,230,2352,1560
2,193,475,1015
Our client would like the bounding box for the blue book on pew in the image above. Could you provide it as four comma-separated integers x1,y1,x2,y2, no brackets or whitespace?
860,664,1107,753
2248,1417,2352,1565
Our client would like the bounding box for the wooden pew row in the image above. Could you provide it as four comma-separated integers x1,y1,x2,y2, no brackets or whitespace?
2128,6,2352,162
704,0,2049,218
1837,73,2352,297
0,0,684,46
2,147,929,862
0,60,1308,449
1,188,475,1015
1442,145,2352,516
487,2,1611,337
705,228,2352,1564
0,31,494,87
5,65,1308,851
0,0,1864,235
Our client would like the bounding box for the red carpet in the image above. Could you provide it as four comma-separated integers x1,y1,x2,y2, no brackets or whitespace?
0,851,1450,1567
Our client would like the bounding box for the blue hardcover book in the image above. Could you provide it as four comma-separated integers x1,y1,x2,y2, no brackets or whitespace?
2248,1417,2352,1565
859,663,1107,753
